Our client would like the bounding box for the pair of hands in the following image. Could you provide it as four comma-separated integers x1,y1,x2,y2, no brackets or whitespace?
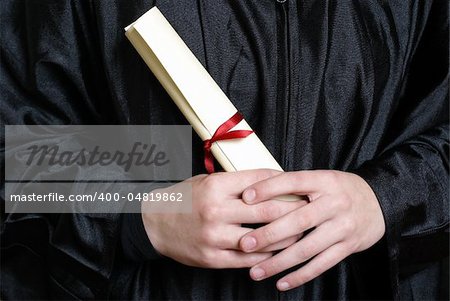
142,169,385,291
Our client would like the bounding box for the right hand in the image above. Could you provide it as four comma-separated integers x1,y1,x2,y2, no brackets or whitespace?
141,170,308,269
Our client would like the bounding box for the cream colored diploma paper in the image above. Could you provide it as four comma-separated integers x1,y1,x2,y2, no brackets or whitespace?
125,7,298,201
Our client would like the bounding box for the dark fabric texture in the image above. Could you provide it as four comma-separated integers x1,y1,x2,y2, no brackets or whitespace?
121,214,162,262
1,0,449,300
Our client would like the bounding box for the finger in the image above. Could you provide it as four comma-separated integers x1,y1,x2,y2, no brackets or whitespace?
259,234,302,252
208,169,282,196
242,170,331,204
211,250,273,269
214,224,302,251
212,225,253,250
276,242,350,291
225,199,308,224
248,221,342,280
240,197,334,252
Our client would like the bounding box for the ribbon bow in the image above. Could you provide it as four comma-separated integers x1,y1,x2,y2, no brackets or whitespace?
203,112,253,173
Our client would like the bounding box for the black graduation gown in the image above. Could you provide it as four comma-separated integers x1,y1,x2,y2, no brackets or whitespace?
1,0,448,300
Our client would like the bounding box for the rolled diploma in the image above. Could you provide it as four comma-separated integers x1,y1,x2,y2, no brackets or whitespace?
125,7,299,201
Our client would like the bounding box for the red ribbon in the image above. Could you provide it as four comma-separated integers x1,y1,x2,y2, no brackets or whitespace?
203,112,253,173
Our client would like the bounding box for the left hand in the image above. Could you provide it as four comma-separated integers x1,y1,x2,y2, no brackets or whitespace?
239,170,386,291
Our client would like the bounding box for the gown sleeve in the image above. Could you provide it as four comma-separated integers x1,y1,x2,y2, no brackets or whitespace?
353,1,449,298
0,1,156,299
121,213,163,261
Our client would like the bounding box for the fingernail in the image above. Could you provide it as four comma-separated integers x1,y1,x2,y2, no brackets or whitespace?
277,281,290,291
243,189,256,203
251,267,265,280
241,236,257,251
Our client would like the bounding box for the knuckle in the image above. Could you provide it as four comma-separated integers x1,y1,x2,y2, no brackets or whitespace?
290,273,309,286
200,227,218,245
325,170,340,185
293,171,305,182
341,217,357,234
297,212,313,230
258,203,280,221
286,173,298,186
257,169,279,181
262,260,278,275
198,249,216,267
345,239,360,253
200,203,221,222
297,266,323,285
302,268,319,283
295,243,315,260
296,245,308,260
294,247,308,260
335,195,351,211
261,227,277,245
202,174,221,191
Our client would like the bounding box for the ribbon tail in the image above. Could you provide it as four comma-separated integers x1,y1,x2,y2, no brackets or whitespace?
204,147,215,174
